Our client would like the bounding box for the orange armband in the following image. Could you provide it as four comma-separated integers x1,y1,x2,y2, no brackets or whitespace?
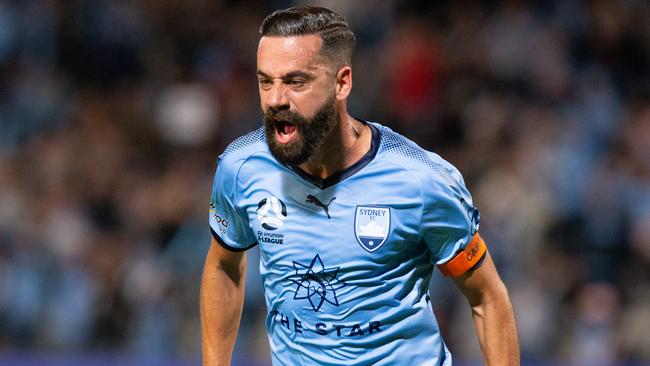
438,233,487,277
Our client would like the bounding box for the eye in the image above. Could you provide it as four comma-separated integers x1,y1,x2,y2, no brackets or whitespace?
258,78,273,89
287,79,306,89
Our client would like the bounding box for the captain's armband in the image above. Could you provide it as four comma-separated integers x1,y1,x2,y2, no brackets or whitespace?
438,233,487,277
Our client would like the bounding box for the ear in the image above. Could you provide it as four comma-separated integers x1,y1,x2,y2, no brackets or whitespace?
335,66,352,101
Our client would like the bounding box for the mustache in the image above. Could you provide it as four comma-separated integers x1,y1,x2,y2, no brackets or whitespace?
263,108,304,123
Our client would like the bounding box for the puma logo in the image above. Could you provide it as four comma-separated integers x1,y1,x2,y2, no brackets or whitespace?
306,194,336,219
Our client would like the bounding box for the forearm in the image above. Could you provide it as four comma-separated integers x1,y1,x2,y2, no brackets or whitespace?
200,244,246,366
471,283,519,366
453,251,520,365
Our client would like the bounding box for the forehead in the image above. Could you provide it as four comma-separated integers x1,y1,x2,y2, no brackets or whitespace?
257,35,328,75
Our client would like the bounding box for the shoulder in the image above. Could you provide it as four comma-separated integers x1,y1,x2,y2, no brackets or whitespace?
372,122,464,191
216,127,268,175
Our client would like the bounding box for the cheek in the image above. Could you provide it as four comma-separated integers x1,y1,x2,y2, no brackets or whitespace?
292,91,330,117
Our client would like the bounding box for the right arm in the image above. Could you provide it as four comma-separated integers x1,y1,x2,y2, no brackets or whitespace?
201,237,247,366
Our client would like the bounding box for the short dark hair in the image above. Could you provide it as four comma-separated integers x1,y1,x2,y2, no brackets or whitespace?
259,6,356,68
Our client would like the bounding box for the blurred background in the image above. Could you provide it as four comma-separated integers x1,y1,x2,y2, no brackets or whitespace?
0,0,648,365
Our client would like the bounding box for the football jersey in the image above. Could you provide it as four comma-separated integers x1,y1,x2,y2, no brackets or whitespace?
209,121,483,366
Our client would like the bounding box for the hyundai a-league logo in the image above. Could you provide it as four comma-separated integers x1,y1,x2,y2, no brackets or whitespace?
257,196,287,231
354,206,390,252
290,254,346,312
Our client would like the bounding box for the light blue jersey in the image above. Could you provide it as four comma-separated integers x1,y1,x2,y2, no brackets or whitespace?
209,122,481,366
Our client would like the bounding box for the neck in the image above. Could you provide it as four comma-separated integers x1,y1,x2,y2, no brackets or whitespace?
298,112,371,179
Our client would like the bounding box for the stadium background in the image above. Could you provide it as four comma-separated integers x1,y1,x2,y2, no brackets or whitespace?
0,0,648,365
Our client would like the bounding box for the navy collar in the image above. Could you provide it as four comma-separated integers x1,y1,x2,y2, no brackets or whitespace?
289,121,381,190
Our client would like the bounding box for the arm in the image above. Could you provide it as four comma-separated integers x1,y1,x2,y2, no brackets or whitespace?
201,237,247,366
452,250,520,365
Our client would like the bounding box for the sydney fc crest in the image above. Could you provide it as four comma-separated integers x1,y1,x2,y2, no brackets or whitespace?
354,206,391,252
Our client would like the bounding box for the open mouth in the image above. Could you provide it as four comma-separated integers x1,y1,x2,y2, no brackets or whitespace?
273,120,298,144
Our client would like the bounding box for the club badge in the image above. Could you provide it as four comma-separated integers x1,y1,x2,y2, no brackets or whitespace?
354,205,390,252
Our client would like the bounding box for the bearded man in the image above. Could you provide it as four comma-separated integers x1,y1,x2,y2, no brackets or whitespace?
201,6,519,366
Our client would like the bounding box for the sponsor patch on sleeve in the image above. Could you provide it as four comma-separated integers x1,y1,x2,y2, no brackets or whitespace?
438,233,487,277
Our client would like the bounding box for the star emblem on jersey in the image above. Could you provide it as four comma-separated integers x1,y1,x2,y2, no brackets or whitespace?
290,254,346,312
354,205,391,252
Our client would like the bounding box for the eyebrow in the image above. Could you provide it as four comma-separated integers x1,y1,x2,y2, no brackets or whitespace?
256,70,270,78
256,70,314,80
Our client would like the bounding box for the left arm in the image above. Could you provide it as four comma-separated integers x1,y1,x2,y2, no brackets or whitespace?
452,250,520,365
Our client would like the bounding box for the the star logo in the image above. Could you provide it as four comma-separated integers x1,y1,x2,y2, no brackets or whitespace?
289,254,346,312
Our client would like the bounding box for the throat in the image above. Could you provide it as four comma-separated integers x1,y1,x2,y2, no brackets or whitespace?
298,120,373,180
299,161,332,180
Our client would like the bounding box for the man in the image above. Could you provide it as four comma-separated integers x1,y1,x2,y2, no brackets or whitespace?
201,6,519,365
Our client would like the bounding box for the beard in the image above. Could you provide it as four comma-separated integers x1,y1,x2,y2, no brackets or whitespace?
263,95,338,166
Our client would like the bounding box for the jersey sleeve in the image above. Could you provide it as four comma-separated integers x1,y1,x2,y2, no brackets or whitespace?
421,163,485,277
208,156,257,251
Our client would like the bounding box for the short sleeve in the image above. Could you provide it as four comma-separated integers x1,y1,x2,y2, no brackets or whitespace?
421,164,483,276
208,157,257,251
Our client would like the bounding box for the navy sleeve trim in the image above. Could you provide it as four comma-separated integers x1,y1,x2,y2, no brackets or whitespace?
210,228,258,252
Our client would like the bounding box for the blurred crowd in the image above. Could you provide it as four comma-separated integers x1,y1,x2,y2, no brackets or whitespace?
0,0,648,365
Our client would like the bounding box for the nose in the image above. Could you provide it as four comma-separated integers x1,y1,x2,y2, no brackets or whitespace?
266,83,289,111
